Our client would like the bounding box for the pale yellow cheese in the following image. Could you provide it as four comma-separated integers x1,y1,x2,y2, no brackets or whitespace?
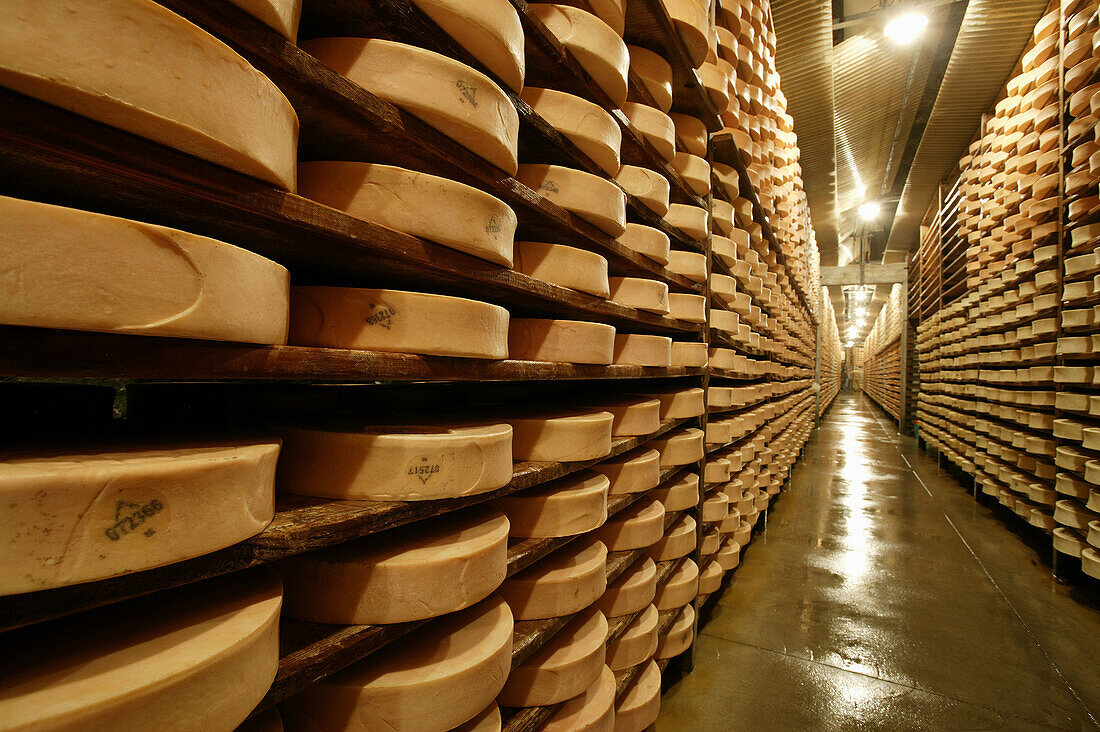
671,114,709,157
672,342,709,367
0,0,298,189
698,559,723,595
494,471,609,538
283,595,512,732
672,152,712,195
597,557,657,617
412,0,526,92
628,46,674,112
647,513,697,560
715,536,741,570
614,660,661,732
302,38,519,174
509,319,616,364
0,196,289,344
652,472,700,511
540,665,616,732
522,87,621,174
608,277,671,313
664,204,710,240
614,334,674,366
705,458,731,484
290,287,508,358
0,569,281,731
531,4,630,105
659,0,708,67
615,166,671,215
654,558,699,609
452,703,502,732
712,202,736,236
607,604,659,669
515,241,610,297
229,0,300,40
275,421,513,500
596,497,666,550
616,224,672,265
518,163,628,235
654,603,695,659
591,448,662,494
668,251,708,282
278,508,509,624
669,294,707,323
500,538,608,619
299,162,516,266
507,410,614,461
702,492,729,522
499,607,607,706
622,102,677,161
0,437,278,596
592,398,663,435
649,428,705,465
645,388,705,418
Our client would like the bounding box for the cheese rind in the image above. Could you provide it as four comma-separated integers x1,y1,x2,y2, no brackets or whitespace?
515,241,611,298
275,421,513,501
499,539,608,619
616,225,672,265
277,509,509,624
302,38,519,174
532,5,630,106
615,167,671,216
606,604,659,669
0,437,279,596
614,334,674,367
0,0,298,189
649,428,705,465
668,251,708,282
672,152,712,195
540,665,616,732
628,46,674,112
608,278,671,313
645,388,705,418
591,448,663,494
453,704,502,732
498,608,607,706
522,87,621,174
518,164,628,235
411,0,526,92
654,558,699,610
596,557,657,616
672,342,709,367
493,471,609,538
595,497,666,550
664,204,710,240
299,162,515,266
283,595,513,732
289,287,509,359
509,319,616,364
670,114,709,156
651,473,700,511
229,0,301,40
647,514,697,560
614,660,662,732
0,569,281,731
506,410,614,461
654,603,696,659
622,103,677,162
0,196,290,345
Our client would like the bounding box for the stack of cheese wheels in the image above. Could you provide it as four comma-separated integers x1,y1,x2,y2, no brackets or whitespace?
277,507,510,623
298,162,517,266
283,595,513,731
517,164,627,235
302,37,519,174
289,287,510,359
0,196,290,345
0,0,298,189
274,420,513,500
494,471,610,538
0,569,281,730
514,241,611,298
0,435,280,596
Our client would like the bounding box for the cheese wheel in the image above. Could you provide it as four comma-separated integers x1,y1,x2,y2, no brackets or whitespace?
652,472,700,511
278,508,509,624
508,319,616,364
591,448,662,494
531,4,629,105
616,224,672,265
452,703,502,732
668,251,708,282
650,428,705,465
614,334,674,366
607,605,659,669
615,167,671,216
522,87,621,175
655,603,695,659
506,410,614,461
608,277,671,313
672,341,708,367
698,559,723,595
654,558,699,610
591,398,663,436
0,0,298,189
672,152,711,195
628,46,674,112
303,38,518,174
712,201,736,236
597,557,657,617
299,162,515,266
645,388,705,418
595,497,666,550
499,607,607,706
622,102,677,161
499,538,608,619
290,287,508,358
283,595,512,732
0,569,281,731
659,0,708,67
493,471,609,538
275,421,513,500
716,536,741,570
614,660,662,732
518,164,627,235
515,241,611,298
411,0,525,92
702,492,730,522
669,293,707,323
0,437,278,596
700,526,721,555
705,458,731,484
665,204,710,240
540,665,616,732
0,196,289,344
647,514,697,560
671,114,709,157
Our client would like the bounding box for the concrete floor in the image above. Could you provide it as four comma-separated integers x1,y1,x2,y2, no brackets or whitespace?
655,393,1100,730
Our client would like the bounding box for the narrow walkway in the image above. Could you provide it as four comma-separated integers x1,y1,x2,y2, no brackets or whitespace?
656,393,1100,730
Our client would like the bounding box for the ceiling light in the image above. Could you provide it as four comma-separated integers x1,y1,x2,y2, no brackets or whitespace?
855,307,867,318
858,201,880,221
884,12,928,44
